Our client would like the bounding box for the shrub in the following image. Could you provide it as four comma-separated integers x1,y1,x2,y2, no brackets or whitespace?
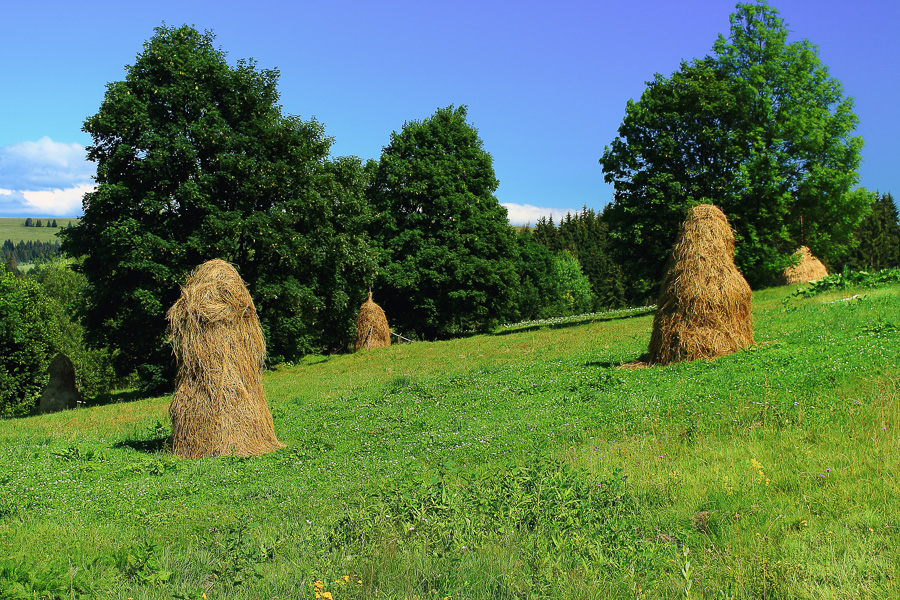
0,272,60,416
27,260,119,399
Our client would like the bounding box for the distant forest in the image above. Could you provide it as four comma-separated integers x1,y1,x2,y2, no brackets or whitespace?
2,239,62,266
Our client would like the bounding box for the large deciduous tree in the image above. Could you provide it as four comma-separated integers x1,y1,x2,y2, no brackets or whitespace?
367,105,518,339
600,0,865,301
61,25,376,391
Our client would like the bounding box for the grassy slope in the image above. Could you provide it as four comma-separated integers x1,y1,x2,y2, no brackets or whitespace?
0,218,78,244
0,284,897,599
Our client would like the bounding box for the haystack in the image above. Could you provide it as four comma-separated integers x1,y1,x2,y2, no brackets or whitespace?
38,353,80,414
167,259,283,459
779,246,828,285
354,291,391,351
647,204,754,365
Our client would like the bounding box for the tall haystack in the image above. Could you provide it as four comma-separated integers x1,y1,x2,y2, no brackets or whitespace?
167,259,283,459
355,291,391,351
647,204,754,365
780,246,828,285
38,353,81,414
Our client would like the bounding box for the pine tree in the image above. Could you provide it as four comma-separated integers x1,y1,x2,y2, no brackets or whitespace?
841,191,900,271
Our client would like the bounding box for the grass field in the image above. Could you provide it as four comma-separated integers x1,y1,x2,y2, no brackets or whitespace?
0,281,897,599
0,217,79,244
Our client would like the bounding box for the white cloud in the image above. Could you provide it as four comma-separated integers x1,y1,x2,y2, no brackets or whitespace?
22,183,93,216
0,137,93,190
502,203,580,227
0,137,94,216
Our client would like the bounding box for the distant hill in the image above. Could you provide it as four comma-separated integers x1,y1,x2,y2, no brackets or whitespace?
0,218,80,244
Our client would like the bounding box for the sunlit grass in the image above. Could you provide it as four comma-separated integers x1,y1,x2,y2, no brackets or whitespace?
0,281,897,598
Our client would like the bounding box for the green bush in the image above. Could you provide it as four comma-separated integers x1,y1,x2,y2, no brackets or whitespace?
543,250,595,318
0,272,60,416
27,260,119,398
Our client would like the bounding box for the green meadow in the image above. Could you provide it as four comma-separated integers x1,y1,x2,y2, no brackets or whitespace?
0,218,78,245
1,281,898,599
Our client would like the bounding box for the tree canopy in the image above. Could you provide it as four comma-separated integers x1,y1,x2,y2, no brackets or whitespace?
367,105,518,339
600,0,865,301
61,25,376,391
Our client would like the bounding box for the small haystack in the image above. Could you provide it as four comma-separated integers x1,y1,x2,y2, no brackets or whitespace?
167,259,283,459
354,291,391,351
38,353,81,414
647,204,754,365
780,246,828,285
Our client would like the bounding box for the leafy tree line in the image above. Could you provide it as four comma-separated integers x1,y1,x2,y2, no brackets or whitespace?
599,0,867,303
2,239,62,266
0,0,881,406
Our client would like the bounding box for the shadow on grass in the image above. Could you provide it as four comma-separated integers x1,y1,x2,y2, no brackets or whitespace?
585,361,624,369
114,436,170,454
85,389,146,408
494,308,655,337
585,353,651,369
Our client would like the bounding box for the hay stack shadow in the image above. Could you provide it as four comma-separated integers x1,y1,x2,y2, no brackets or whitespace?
779,246,828,285
167,259,283,459
354,291,391,351
38,353,81,414
647,204,753,365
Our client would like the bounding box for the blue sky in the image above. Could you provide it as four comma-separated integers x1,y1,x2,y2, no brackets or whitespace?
1,0,896,223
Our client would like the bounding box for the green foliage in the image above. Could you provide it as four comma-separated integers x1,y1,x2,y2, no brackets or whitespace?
545,250,595,317
513,229,559,321
368,105,518,338
791,266,900,298
1,239,61,266
509,242,595,320
600,0,865,300
532,208,625,310
840,191,900,271
0,555,82,600
108,540,171,584
61,25,376,389
27,259,119,398
0,272,60,416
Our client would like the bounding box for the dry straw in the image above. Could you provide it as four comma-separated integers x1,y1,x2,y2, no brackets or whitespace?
355,291,391,351
779,246,828,285
167,259,283,459
647,204,754,365
38,353,81,414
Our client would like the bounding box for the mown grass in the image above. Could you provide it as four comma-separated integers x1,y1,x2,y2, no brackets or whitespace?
0,282,897,599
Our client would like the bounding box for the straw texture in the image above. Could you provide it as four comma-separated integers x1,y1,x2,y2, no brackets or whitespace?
354,291,391,351
647,204,754,365
779,246,828,285
167,259,283,459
